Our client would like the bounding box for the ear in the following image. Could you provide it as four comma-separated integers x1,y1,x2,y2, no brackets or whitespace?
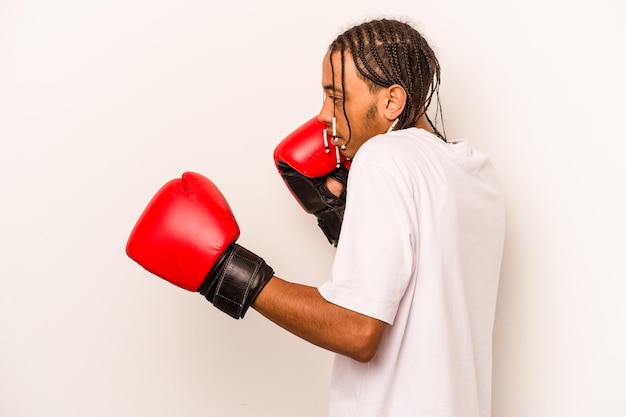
382,84,407,121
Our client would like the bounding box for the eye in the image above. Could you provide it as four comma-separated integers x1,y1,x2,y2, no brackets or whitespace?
322,90,343,105
328,94,343,104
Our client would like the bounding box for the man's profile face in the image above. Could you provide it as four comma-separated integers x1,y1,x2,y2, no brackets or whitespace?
318,50,389,159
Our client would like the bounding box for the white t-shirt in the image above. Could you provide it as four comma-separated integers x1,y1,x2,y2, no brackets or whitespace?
318,128,505,417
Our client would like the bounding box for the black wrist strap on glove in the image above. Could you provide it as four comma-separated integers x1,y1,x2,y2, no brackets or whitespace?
277,161,347,246
198,244,274,319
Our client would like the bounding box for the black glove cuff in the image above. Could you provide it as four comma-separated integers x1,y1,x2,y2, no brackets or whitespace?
277,161,346,246
316,209,344,247
200,244,274,319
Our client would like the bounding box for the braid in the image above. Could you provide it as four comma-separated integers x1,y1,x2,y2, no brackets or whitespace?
380,21,405,83
328,18,446,141
363,24,395,84
339,42,352,145
353,27,389,87
399,36,414,102
376,20,414,128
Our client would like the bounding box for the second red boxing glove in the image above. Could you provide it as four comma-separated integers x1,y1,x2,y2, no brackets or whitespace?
274,117,350,246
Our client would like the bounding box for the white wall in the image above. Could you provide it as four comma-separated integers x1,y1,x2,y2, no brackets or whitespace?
1,1,624,416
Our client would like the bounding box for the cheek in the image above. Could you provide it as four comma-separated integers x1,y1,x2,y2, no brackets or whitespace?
365,103,378,120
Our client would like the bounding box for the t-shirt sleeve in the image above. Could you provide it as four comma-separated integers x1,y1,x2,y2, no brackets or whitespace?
318,148,417,324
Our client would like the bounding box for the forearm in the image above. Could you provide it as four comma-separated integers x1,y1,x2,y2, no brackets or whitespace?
252,276,386,362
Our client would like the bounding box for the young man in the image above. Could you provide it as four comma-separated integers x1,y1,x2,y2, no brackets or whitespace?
128,18,505,417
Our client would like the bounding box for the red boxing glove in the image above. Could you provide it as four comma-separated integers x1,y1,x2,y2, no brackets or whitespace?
274,117,348,177
274,117,349,246
126,172,273,319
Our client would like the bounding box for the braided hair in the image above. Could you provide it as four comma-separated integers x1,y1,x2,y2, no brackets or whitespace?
329,18,446,141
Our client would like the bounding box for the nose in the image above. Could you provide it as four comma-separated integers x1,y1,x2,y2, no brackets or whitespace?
317,96,334,125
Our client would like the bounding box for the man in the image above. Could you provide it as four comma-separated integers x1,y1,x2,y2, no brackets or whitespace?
127,18,505,417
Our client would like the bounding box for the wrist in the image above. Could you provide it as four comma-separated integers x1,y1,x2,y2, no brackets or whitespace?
199,244,274,319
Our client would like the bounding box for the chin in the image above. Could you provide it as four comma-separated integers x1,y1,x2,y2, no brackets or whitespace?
342,150,356,160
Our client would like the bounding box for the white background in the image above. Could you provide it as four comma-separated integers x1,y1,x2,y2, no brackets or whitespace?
1,0,624,416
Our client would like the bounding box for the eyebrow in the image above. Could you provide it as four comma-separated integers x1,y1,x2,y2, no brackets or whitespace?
323,85,343,93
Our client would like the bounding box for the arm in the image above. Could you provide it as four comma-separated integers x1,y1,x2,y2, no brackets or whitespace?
126,172,383,360
252,276,387,363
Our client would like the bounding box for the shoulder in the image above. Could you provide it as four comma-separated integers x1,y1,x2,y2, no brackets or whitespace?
352,128,443,172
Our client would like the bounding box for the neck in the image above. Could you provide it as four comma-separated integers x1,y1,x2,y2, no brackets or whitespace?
415,114,435,134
